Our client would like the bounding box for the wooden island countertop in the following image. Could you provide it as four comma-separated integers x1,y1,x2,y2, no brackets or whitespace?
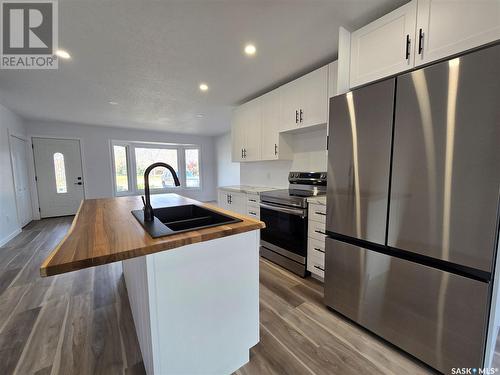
40,194,265,277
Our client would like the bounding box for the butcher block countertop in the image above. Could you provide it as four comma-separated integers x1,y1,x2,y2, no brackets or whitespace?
40,194,265,277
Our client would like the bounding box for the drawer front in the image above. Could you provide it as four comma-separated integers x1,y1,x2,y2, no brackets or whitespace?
247,194,260,206
309,204,327,223
307,253,325,278
308,238,325,259
308,220,326,241
246,207,260,220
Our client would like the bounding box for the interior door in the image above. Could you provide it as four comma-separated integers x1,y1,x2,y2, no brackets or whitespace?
33,138,85,218
10,135,32,226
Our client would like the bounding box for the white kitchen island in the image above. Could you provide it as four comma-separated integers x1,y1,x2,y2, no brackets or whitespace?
122,229,260,375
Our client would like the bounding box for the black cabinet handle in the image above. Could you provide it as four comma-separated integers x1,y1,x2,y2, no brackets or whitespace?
249,211,257,215
418,28,424,54
315,212,326,216
229,194,232,204
299,109,303,123
314,247,325,253
314,265,325,272
315,230,326,235
295,110,299,124
243,149,247,158
274,143,278,155
241,149,243,158
405,34,411,60
74,182,82,185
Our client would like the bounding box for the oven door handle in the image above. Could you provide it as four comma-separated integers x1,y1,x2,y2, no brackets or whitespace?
259,202,306,217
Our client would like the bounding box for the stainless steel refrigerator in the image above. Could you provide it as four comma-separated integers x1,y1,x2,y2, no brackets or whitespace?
325,44,500,373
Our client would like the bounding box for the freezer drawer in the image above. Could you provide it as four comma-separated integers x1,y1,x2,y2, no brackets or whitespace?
326,78,395,244
324,238,489,373
388,44,500,272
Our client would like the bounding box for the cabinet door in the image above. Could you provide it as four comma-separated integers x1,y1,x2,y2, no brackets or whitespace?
243,98,262,162
415,0,500,66
218,191,229,210
228,193,246,215
260,90,281,160
350,0,417,88
280,79,301,131
231,108,245,162
299,65,328,128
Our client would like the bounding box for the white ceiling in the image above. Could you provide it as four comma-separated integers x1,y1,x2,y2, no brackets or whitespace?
0,0,407,136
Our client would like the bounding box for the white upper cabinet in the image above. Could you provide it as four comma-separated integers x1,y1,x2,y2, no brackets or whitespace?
281,66,329,131
350,0,417,88
260,90,292,161
231,62,332,162
415,0,500,67
300,65,329,128
231,98,262,162
244,98,262,162
231,106,245,162
280,79,302,131
349,0,500,88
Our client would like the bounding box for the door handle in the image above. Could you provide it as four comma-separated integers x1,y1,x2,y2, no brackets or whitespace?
418,28,424,54
405,34,411,60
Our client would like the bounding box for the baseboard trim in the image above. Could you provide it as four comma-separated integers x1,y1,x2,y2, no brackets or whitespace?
0,228,22,247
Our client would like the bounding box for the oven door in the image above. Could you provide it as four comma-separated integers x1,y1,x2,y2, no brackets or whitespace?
259,201,308,262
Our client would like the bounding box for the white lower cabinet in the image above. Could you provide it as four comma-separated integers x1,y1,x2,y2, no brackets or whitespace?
218,189,260,219
307,203,327,279
218,190,246,214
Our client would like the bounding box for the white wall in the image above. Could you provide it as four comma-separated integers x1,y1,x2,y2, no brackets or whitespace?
239,127,328,187
24,120,218,211
0,104,26,246
215,132,240,187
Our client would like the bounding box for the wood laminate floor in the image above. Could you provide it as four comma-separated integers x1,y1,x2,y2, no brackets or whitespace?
0,217,437,374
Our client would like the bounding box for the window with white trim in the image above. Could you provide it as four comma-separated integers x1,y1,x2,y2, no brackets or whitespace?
111,141,201,196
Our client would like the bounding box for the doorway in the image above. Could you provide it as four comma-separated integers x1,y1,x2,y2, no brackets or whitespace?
10,135,33,227
32,137,85,218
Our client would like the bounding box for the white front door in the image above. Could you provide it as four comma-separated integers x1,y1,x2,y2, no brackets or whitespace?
33,138,85,218
10,135,33,226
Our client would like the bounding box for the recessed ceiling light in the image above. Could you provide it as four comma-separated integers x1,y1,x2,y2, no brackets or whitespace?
55,49,71,59
244,44,256,56
108,101,118,105
199,83,209,92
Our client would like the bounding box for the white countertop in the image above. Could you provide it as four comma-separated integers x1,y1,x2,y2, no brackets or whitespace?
307,196,327,205
218,185,280,194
